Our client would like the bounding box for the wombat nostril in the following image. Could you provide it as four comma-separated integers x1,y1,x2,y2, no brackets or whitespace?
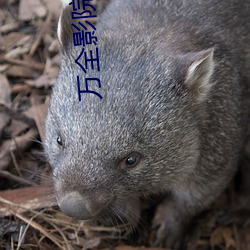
58,192,93,220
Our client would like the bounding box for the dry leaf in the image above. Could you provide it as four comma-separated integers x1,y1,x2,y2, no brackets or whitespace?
28,100,49,142
42,0,63,19
18,0,47,21
0,185,55,217
0,74,11,137
210,226,235,249
6,65,40,78
0,32,27,51
0,128,38,171
0,22,19,34
103,246,166,250
222,227,235,249
210,227,224,249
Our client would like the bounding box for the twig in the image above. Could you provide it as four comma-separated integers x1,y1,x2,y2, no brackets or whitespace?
3,57,44,71
29,12,52,57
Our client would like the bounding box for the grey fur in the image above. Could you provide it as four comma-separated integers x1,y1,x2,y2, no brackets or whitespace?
45,0,250,248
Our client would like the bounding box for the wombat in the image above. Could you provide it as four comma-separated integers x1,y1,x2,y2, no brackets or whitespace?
44,0,250,248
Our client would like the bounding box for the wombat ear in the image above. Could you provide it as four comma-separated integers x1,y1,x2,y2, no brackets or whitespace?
184,48,215,102
57,5,75,51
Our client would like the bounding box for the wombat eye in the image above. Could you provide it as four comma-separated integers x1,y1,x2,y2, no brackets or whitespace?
57,135,63,146
125,153,140,167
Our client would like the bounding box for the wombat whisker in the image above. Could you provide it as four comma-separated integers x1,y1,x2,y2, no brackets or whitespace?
109,210,123,237
114,206,136,234
30,138,43,145
116,208,134,235
22,169,53,182
45,195,57,205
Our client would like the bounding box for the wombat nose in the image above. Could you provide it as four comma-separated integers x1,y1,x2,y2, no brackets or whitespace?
58,192,93,220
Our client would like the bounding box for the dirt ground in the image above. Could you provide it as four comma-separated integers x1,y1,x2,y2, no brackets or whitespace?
0,0,250,249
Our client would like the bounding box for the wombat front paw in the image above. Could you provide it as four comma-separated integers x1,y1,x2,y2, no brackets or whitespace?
153,218,184,250
153,226,183,249
152,200,187,250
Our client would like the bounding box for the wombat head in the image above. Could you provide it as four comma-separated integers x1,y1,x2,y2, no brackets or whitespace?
44,6,214,224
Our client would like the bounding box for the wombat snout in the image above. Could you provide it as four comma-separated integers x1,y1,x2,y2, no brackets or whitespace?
58,191,104,220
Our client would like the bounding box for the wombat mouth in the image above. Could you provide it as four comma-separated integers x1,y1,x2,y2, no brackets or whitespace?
72,197,141,231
